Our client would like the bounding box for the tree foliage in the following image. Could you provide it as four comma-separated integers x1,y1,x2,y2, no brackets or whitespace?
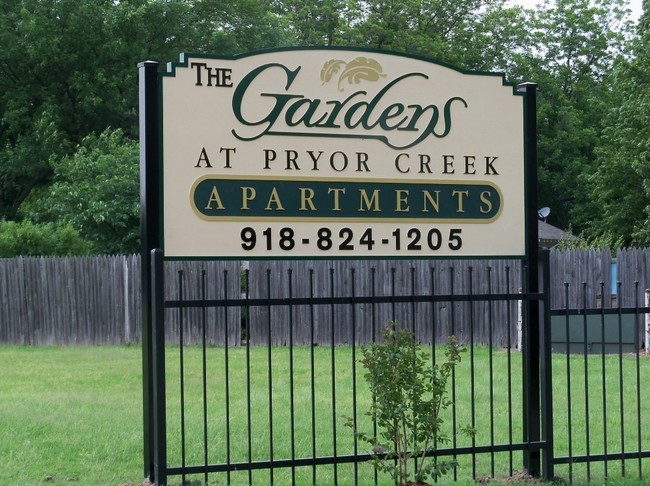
21,129,140,255
0,220,91,257
0,0,645,254
586,8,650,246
505,0,632,232
0,0,183,221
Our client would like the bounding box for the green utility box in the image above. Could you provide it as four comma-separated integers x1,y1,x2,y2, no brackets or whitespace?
551,314,638,354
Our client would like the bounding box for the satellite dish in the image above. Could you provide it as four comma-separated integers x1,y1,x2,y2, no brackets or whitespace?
538,207,550,220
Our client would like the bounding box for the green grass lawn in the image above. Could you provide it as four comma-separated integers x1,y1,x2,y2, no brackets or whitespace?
0,346,143,485
1,345,649,485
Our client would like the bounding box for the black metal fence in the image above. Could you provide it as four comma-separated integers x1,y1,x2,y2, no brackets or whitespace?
549,282,650,483
148,250,650,485
150,251,548,485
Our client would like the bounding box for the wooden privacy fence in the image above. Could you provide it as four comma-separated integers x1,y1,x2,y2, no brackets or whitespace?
1,249,650,345
0,255,141,345
242,258,522,347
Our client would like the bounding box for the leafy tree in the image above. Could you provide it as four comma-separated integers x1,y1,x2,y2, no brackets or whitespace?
342,0,531,70
271,0,534,64
0,220,91,257
0,0,295,255
587,3,650,246
466,4,535,73
0,1,171,220
190,0,292,53
273,0,358,46
21,129,140,255
508,0,632,232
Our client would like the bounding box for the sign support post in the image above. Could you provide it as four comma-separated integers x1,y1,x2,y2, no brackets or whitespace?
518,82,544,478
138,60,160,483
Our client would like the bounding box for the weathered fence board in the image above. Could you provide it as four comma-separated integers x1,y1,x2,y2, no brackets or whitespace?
245,259,523,346
549,248,613,309
618,248,650,307
163,260,242,347
0,255,142,345
0,249,648,346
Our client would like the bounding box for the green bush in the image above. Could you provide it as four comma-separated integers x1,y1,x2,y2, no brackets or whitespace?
0,220,91,257
20,128,140,255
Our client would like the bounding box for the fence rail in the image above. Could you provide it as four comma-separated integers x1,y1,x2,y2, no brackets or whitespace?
1,249,649,346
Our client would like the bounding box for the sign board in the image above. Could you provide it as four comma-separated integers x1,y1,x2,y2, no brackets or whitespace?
160,48,527,258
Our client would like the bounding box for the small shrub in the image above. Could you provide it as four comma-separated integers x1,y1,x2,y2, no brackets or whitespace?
0,220,91,257
347,322,468,486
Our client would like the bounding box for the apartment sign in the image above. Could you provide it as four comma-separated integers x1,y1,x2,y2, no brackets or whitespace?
160,48,526,258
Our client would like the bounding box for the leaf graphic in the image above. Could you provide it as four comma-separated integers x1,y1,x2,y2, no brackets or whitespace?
321,59,347,84
338,57,385,91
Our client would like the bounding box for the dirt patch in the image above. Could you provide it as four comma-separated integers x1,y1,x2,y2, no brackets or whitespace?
476,470,561,484
119,480,154,486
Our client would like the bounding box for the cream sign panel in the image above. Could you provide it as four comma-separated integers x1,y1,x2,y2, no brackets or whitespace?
161,49,526,258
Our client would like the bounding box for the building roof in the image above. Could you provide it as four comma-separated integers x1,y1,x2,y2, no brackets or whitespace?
538,220,575,248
